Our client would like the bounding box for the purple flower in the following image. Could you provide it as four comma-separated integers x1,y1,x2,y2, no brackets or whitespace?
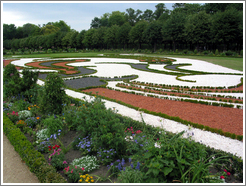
135,162,140,170
129,158,132,163
121,158,125,166
130,163,134,169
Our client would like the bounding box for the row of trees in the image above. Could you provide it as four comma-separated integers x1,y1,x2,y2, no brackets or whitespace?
3,3,243,53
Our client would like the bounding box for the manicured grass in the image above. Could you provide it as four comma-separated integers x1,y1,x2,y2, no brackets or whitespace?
4,52,243,71
152,54,243,72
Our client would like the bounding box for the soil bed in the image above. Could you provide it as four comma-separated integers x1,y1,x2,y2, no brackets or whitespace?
82,88,243,136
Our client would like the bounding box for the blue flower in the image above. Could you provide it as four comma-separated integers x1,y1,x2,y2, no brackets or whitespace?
58,129,61,132
129,158,132,163
107,156,109,158
46,138,49,141
121,158,125,166
50,135,53,138
116,159,120,162
135,162,140,171
134,139,138,143
130,163,134,169
140,144,143,146
117,163,122,171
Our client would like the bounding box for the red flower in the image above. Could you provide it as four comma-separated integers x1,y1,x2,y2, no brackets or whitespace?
57,145,60,148
82,167,85,171
53,146,56,149
220,176,225,179
227,172,231,176
48,146,51,148
49,149,51,151
224,169,227,172
157,138,159,140
7,113,9,115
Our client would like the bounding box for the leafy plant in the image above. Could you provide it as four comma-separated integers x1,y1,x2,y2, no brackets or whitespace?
97,148,117,165
49,146,66,170
64,164,85,183
25,116,39,128
39,73,68,115
42,115,64,137
118,166,144,183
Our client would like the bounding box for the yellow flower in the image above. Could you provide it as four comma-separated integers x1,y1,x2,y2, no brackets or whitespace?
91,179,94,182
34,105,36,107
79,179,82,182
30,95,32,97
36,117,40,120
82,175,86,179
80,175,83,178
90,176,93,179
28,107,31,110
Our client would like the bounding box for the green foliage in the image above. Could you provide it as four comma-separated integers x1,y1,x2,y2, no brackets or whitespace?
21,68,39,93
50,152,66,170
118,166,144,183
3,64,22,97
42,115,64,137
39,73,67,115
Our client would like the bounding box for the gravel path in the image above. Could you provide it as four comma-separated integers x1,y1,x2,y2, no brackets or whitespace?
3,133,39,183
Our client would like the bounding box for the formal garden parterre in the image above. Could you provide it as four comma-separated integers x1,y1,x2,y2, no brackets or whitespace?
2,54,243,183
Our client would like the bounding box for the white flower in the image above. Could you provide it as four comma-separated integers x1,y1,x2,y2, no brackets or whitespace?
154,142,161,148
125,136,133,142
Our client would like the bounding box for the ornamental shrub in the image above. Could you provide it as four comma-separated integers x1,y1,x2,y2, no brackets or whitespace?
39,73,68,115
3,64,22,97
21,68,39,93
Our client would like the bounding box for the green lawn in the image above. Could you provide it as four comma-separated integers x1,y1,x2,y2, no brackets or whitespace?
153,54,243,72
4,52,243,72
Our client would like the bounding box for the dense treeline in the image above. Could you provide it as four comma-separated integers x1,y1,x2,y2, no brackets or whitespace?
3,3,243,54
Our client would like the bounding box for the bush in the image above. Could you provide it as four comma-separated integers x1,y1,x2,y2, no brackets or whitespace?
21,68,39,93
215,49,219,55
42,115,64,137
3,64,22,97
39,73,68,115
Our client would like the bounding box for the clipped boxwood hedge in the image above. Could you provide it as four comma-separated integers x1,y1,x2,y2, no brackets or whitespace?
3,113,67,183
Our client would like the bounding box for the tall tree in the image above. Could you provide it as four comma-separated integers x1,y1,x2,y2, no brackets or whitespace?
104,25,120,48
125,8,142,26
211,7,242,51
108,11,126,26
143,21,163,52
154,3,170,20
129,21,148,49
184,11,212,51
140,9,154,22
162,11,186,51
117,22,132,49
82,29,96,49
3,24,16,40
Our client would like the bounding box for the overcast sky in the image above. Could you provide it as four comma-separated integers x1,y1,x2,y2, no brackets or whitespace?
2,1,176,32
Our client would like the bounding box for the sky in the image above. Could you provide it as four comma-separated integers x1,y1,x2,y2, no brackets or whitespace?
1,1,177,32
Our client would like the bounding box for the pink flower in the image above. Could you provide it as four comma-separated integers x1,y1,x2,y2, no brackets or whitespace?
82,167,85,171
220,176,225,179
227,172,231,176
130,127,133,129
49,158,51,161
224,169,227,172
7,113,9,115
71,169,74,173
63,161,67,164
75,166,77,169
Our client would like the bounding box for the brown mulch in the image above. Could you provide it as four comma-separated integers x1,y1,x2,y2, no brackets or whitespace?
3,60,23,70
83,88,243,136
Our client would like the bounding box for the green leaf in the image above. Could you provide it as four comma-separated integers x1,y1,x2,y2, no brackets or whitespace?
163,167,173,176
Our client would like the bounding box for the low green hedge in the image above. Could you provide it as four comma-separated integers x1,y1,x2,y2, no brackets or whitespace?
3,113,67,183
